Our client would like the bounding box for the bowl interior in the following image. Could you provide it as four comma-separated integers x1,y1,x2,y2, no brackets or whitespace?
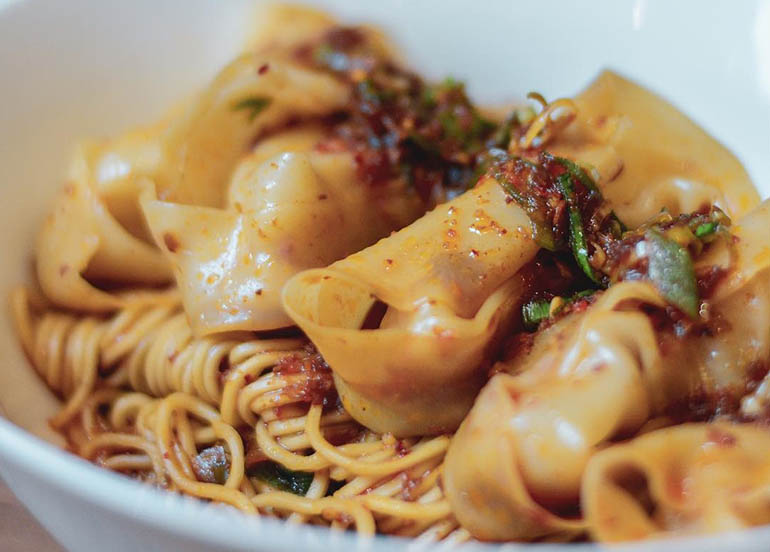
0,0,768,550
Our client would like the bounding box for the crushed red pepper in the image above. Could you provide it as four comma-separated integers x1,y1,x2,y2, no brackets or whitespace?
274,345,337,407
296,26,497,205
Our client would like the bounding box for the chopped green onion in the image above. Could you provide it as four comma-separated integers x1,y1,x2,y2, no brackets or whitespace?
554,155,626,236
522,290,596,331
694,221,717,238
249,462,314,496
556,173,600,284
497,174,562,251
522,299,552,330
570,289,596,301
231,95,272,122
554,157,600,193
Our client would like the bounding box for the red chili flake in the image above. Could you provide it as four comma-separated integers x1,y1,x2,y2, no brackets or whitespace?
324,424,364,446
706,427,737,447
274,347,336,406
258,63,270,75
394,440,409,457
399,472,419,500
163,232,180,253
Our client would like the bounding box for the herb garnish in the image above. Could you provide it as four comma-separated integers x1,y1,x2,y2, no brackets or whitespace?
231,95,272,122
249,461,314,495
299,27,498,203
493,151,731,319
522,290,596,331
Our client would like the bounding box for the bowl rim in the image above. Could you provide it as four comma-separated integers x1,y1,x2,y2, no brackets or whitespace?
1,0,770,549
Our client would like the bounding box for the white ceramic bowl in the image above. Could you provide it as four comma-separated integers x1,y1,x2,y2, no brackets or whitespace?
1,1,769,550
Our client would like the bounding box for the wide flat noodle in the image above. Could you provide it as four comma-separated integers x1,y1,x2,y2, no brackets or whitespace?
36,145,172,312
445,200,770,540
583,423,770,542
444,282,669,541
715,199,770,296
76,55,349,215
551,71,760,227
144,149,422,335
692,200,770,390
283,177,539,436
152,56,349,208
35,37,349,313
245,4,336,54
246,3,399,62
87,123,168,244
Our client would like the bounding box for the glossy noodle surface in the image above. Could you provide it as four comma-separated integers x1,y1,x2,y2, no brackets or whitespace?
12,4,770,546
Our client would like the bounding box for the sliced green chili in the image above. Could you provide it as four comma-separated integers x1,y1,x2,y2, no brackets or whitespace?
644,229,699,318
555,156,626,236
249,462,314,496
554,157,599,193
694,221,717,238
231,95,272,122
522,290,597,331
556,172,600,284
500,178,561,251
522,299,552,330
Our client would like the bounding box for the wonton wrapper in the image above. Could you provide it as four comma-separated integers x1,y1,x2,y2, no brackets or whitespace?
245,4,336,54
86,8,351,218
551,71,759,226
582,423,770,542
144,148,423,335
152,56,349,208
694,199,770,391
87,123,169,244
445,200,770,541
444,282,669,541
36,145,172,312
35,33,349,312
283,177,539,436
80,55,348,211
245,4,403,74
